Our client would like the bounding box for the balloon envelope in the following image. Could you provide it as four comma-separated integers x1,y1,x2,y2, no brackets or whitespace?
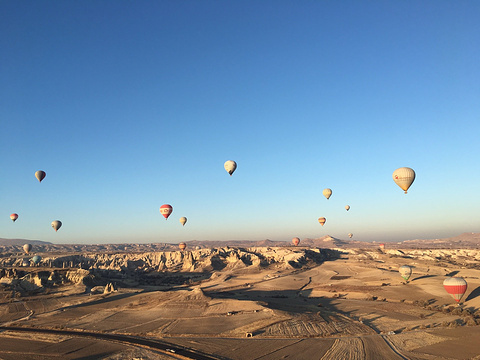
348,233,353,238
180,217,187,226
323,188,332,200
35,170,46,183
179,242,187,251
392,167,415,194
443,277,467,303
345,205,350,211
160,204,173,220
23,244,32,254
399,265,412,281
224,160,237,176
10,213,18,222
51,220,62,232
292,237,300,246
318,217,326,226
32,255,42,265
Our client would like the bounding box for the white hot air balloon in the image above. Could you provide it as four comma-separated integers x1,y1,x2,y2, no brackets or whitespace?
180,217,187,226
224,160,237,176
399,265,412,282
393,167,415,194
51,220,62,232
323,188,332,200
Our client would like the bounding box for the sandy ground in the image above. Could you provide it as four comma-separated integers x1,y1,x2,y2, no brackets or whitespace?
1,247,479,359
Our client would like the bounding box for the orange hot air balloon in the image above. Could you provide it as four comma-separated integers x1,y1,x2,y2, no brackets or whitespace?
10,213,18,222
292,237,300,246
160,204,173,220
179,242,187,251
379,243,385,251
443,277,467,303
35,170,46,183
318,217,326,226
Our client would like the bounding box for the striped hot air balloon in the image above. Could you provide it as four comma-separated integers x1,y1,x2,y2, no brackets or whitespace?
160,204,173,220
443,277,467,303
318,217,326,226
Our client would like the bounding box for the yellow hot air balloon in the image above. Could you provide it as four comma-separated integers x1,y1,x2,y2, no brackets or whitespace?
323,188,332,200
51,220,62,232
345,205,350,211
180,217,187,226
224,160,237,176
348,233,353,238
392,167,415,194
318,217,326,226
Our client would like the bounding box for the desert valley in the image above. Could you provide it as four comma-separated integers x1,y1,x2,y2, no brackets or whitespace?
1,233,479,360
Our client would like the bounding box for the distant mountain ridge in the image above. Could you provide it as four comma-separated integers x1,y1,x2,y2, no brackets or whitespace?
0,238,51,246
1,232,478,249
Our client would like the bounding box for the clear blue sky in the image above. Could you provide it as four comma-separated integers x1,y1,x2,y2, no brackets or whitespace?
1,1,479,244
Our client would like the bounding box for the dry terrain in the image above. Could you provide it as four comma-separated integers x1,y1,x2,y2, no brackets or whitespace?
1,239,480,359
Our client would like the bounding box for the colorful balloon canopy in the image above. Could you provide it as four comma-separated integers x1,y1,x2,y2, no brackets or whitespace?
23,243,32,254
180,217,187,226
393,167,415,194
35,170,46,183
318,217,326,226
443,277,467,303
51,220,62,232
160,204,173,220
179,242,187,251
399,265,412,281
348,233,353,238
224,160,237,176
345,205,350,211
292,237,300,246
10,213,18,222
322,188,332,200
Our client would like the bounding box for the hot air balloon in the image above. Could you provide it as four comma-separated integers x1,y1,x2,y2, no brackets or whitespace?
323,188,332,200
348,233,353,238
443,277,467,303
392,167,415,194
160,204,173,220
32,255,42,265
10,213,18,222
292,237,300,246
51,220,62,232
179,242,187,251
399,265,412,282
318,217,326,226
180,217,187,226
22,259,30,267
379,243,385,251
35,170,46,183
224,160,237,176
23,244,32,254
345,205,350,211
